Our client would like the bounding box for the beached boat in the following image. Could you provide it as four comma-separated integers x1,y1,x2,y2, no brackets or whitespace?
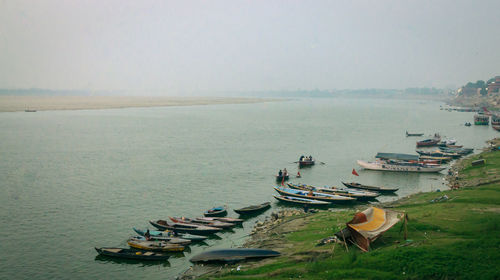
356,160,446,173
437,139,457,147
198,217,244,224
149,220,222,235
341,182,398,193
273,195,330,206
95,247,171,261
274,187,356,202
416,150,461,158
127,238,185,252
287,183,380,200
439,147,473,155
133,228,207,241
416,134,441,147
131,235,191,245
375,153,419,161
190,248,281,263
474,114,489,125
406,131,424,136
169,217,234,229
234,202,271,215
204,206,227,217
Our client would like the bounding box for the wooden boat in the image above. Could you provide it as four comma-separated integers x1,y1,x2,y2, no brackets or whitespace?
465,122,472,127
406,131,424,137
204,206,227,217
493,126,500,131
234,202,271,215
299,159,315,167
127,238,185,252
357,160,446,173
416,150,461,159
24,109,37,112
95,247,171,261
418,155,452,162
201,217,244,224
275,174,289,182
190,248,280,263
169,217,235,229
341,182,399,193
131,235,191,245
149,220,222,235
416,136,441,147
274,187,356,202
446,144,463,148
287,183,380,200
273,195,330,206
439,147,473,155
133,228,207,241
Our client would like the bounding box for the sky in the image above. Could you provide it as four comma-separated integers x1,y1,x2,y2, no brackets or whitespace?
1,0,499,94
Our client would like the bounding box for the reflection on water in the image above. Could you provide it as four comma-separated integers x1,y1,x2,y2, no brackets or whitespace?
94,255,171,267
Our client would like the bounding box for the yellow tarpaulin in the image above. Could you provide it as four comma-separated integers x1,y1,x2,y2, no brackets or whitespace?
347,207,402,251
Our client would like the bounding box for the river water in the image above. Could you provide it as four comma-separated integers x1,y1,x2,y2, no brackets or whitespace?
0,97,496,279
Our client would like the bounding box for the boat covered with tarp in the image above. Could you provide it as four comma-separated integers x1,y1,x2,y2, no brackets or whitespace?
190,248,280,263
346,207,403,251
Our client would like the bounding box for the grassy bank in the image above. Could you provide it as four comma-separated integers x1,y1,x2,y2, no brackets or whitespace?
200,142,500,279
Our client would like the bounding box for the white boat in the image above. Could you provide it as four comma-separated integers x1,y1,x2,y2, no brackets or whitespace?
357,160,445,173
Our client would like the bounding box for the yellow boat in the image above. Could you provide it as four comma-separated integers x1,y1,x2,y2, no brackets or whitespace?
127,238,185,252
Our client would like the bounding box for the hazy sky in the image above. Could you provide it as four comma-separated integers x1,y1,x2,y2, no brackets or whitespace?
1,0,499,93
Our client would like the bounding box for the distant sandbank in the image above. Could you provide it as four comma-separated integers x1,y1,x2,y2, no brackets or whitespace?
0,96,281,112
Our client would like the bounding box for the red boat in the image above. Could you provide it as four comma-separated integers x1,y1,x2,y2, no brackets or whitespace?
416,134,441,147
493,126,500,131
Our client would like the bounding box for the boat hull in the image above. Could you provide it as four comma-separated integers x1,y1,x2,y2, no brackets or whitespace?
274,187,355,202
341,182,398,193
95,247,171,261
234,202,271,215
273,195,330,206
357,160,445,173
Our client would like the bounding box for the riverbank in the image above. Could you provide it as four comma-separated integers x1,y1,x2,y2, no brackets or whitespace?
189,139,500,279
0,96,280,112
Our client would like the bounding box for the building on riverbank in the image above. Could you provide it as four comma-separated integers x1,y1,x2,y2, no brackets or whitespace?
487,76,500,96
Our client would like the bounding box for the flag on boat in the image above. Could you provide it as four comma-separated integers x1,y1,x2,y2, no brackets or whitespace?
346,207,403,252
352,168,359,176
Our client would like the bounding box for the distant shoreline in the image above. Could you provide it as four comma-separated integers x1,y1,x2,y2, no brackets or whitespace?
0,96,282,112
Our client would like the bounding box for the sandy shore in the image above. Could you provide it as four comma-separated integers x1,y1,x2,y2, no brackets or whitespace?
0,96,280,112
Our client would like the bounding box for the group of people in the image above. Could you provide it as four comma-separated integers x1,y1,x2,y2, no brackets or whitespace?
278,168,288,178
299,155,313,162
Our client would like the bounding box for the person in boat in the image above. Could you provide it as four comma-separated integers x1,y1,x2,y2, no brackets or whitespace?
278,170,283,177
283,168,288,176
309,155,313,161
145,229,152,241
308,190,314,197
300,155,304,161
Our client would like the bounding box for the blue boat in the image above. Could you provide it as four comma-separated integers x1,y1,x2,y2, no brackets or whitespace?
204,206,227,217
273,195,330,206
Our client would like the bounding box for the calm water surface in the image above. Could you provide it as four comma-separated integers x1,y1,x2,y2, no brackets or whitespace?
0,97,496,279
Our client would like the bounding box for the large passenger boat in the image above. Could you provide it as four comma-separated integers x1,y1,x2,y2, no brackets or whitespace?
492,114,500,126
474,114,489,125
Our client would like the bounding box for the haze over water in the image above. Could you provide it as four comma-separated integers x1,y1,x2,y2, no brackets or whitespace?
0,97,497,279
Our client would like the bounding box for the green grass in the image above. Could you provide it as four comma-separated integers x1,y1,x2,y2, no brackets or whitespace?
202,150,500,280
